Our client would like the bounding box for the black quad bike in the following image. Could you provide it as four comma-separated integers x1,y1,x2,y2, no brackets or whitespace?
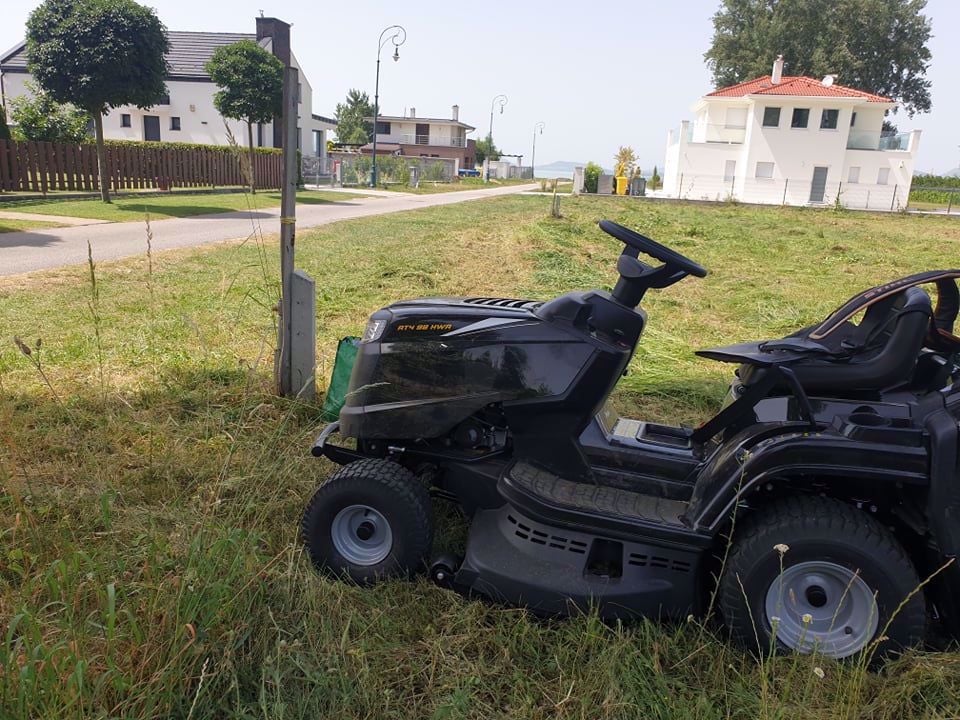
302,220,960,660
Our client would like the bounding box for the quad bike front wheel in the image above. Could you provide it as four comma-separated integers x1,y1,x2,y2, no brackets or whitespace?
719,495,926,662
301,459,434,584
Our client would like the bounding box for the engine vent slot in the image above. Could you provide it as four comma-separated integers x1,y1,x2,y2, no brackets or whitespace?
507,514,587,554
627,552,692,573
463,297,540,309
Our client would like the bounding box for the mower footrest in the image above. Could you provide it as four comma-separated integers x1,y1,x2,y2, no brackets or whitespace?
508,461,688,527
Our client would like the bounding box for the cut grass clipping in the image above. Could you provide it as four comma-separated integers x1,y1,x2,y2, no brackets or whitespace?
2,195,960,718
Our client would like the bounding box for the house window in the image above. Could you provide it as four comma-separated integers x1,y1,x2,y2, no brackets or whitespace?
170,116,181,131
877,168,890,185
158,93,170,105
375,121,391,135
820,109,839,129
297,83,302,104
755,161,774,179
120,114,131,128
848,166,860,183
791,108,810,128
762,107,781,127
850,111,857,127
723,159,736,182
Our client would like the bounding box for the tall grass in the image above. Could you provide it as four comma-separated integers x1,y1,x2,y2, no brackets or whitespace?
2,195,960,717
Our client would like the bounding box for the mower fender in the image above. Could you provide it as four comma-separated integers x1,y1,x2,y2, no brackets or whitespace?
684,426,928,532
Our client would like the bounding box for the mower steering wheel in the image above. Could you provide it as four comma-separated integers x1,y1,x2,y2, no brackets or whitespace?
599,220,707,278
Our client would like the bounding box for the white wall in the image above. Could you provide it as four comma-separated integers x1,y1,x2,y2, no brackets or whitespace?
2,47,328,155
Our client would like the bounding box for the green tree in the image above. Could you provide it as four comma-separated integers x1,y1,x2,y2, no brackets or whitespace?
0,105,10,141
584,161,602,193
649,165,662,191
10,83,90,142
475,136,501,166
704,0,932,117
334,89,373,145
206,40,283,193
26,0,169,202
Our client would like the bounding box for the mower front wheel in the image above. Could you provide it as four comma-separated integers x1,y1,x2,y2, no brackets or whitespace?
302,459,434,585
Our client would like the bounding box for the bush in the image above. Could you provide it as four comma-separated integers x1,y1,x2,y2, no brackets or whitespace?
584,162,602,193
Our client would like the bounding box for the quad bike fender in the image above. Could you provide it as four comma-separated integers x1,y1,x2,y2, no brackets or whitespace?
684,424,929,533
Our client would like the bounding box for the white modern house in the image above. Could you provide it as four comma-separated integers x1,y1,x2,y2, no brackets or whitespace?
661,57,921,210
0,18,335,161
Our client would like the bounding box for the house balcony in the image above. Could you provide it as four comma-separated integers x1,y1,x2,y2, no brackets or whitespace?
687,122,746,144
375,134,470,148
846,130,912,151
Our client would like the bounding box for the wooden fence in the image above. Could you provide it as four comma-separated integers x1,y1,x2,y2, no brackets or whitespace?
0,139,283,193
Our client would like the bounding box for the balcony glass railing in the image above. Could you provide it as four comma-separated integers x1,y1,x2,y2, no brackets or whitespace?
375,134,469,148
846,130,910,151
688,123,746,144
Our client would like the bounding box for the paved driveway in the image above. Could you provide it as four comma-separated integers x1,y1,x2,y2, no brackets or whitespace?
0,184,537,276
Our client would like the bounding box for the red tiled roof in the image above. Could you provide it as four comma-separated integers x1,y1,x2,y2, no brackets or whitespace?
707,75,892,103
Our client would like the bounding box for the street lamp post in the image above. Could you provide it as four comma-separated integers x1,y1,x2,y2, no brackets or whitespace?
531,121,545,179
371,25,406,187
485,94,507,181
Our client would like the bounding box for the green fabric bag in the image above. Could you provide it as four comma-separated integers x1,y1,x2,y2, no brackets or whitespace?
321,336,360,421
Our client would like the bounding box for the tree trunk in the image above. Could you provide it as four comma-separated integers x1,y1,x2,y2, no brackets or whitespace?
247,121,256,195
93,113,111,203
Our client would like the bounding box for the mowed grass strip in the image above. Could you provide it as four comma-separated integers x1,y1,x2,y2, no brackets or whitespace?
2,197,960,719
1,189,365,223
0,218,67,234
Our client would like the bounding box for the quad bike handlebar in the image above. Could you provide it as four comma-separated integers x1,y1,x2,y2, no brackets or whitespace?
599,220,707,307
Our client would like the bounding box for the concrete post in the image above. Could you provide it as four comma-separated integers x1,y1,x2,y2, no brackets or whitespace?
572,166,584,195
290,270,316,399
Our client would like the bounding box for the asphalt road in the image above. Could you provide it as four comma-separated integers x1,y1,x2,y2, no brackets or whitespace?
0,183,538,276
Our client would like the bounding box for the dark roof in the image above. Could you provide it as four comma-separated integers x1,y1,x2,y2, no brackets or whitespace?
1,31,259,79
312,113,337,125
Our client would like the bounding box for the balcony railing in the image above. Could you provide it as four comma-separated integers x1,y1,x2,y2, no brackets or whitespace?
687,123,746,144
375,134,469,148
846,130,911,151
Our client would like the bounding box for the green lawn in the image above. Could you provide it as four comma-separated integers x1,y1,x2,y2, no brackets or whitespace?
1,189,364,223
2,197,960,718
0,218,65,233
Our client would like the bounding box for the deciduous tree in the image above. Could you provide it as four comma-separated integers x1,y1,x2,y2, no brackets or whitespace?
10,83,90,142
475,137,501,166
26,0,169,201
704,0,932,117
206,39,283,193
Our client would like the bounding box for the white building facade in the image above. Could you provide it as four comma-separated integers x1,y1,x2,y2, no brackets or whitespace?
0,24,335,161
662,58,921,211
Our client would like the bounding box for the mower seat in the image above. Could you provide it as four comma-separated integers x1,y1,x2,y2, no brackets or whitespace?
701,286,933,396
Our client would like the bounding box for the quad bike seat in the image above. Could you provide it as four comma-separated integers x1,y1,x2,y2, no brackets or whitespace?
699,271,960,396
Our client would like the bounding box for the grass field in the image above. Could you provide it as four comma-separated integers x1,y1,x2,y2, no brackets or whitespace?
0,218,65,234
2,196,960,718
0,189,362,223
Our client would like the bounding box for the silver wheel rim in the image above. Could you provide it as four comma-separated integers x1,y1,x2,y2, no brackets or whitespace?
764,560,879,659
331,504,393,566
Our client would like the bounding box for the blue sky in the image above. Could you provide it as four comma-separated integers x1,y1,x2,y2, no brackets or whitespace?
2,0,957,173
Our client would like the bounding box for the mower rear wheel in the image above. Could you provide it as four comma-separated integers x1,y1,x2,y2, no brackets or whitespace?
302,459,434,585
719,495,926,662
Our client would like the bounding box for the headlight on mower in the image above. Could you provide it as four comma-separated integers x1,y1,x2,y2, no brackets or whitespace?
361,318,386,343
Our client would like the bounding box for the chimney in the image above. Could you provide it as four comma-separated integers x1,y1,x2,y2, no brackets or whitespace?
771,54,784,85
452,104,459,121
409,107,416,118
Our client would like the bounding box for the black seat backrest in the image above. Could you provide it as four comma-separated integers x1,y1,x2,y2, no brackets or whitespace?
756,286,933,393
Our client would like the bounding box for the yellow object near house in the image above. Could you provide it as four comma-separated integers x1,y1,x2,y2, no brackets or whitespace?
615,176,628,195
